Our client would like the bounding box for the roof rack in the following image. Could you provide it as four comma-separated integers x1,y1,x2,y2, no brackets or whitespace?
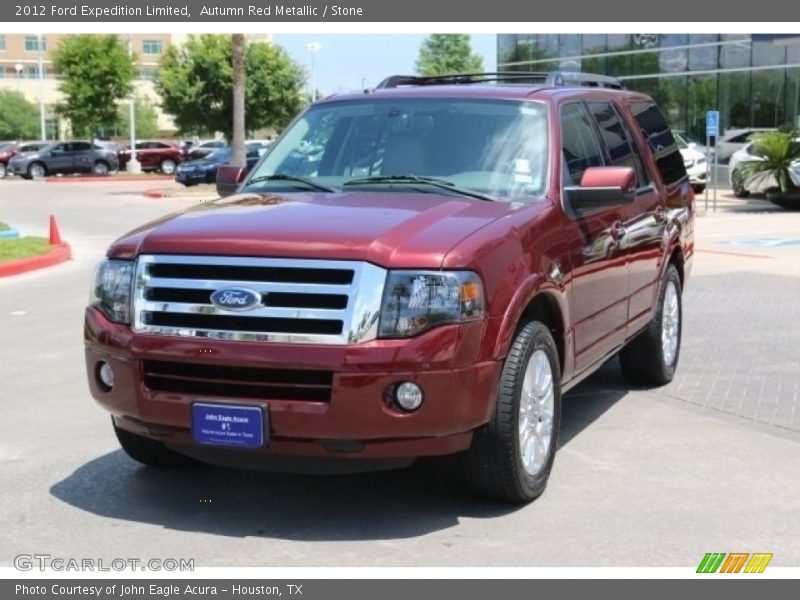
375,71,625,90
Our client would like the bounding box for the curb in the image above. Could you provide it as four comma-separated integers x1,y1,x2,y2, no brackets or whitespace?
143,189,167,198
0,229,20,239
45,174,174,183
0,242,71,277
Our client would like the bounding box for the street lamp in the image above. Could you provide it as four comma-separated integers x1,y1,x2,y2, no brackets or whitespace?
37,35,46,140
126,35,141,174
305,41,321,102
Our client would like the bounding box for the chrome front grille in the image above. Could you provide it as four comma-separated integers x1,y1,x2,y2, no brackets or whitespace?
132,255,387,344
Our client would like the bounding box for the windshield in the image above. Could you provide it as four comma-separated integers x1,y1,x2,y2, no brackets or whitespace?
205,148,231,161
245,98,549,200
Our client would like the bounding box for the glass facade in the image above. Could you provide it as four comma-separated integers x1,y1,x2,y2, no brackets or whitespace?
498,34,800,141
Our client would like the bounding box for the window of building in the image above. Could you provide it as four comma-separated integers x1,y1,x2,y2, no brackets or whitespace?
139,68,157,81
24,36,45,52
0,35,6,52
24,66,39,79
142,40,162,55
560,102,605,186
627,100,687,188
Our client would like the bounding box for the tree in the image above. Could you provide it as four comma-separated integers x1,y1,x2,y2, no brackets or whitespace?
156,34,305,141
116,96,160,139
231,34,246,167
415,34,483,77
51,35,135,138
0,90,39,140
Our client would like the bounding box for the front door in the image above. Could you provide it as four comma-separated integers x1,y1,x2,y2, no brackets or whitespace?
559,102,629,373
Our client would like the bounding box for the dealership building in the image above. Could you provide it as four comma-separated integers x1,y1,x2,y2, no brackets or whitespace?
498,34,800,142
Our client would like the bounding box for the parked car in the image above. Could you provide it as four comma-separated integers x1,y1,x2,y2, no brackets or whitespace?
85,72,694,502
186,139,227,160
176,144,264,186
0,141,49,178
117,140,183,175
8,141,119,179
675,132,708,193
728,138,800,197
715,128,774,164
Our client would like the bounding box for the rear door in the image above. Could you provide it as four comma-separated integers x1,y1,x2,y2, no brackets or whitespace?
624,100,690,335
588,100,671,337
560,101,630,373
70,142,94,172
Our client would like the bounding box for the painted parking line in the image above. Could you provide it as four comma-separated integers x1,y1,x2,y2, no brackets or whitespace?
721,237,800,247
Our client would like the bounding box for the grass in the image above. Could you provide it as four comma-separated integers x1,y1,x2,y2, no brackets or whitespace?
0,236,51,262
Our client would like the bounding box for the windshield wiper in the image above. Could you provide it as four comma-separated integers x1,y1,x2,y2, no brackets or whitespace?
245,173,337,193
343,174,495,202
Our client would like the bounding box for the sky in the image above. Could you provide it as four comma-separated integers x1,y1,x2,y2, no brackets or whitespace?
273,34,498,96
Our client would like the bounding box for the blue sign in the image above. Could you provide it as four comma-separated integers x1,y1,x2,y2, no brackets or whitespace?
192,403,265,448
706,110,720,137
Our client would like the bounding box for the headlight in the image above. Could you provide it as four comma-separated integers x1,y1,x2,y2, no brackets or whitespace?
683,159,695,168
378,270,484,338
90,259,134,323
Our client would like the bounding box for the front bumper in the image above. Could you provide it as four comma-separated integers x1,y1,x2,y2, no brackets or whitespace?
85,307,500,461
685,163,707,186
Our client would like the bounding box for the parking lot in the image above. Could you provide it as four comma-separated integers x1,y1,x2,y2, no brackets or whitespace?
1,178,799,568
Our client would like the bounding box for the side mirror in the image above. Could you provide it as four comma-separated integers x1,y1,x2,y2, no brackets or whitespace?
564,166,636,211
216,165,246,198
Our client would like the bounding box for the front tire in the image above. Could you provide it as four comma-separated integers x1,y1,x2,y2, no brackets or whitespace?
113,420,196,468
462,321,561,503
620,264,682,386
93,160,110,176
28,162,46,179
0,163,7,178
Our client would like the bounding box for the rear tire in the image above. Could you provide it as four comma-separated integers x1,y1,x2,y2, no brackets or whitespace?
731,169,750,198
462,321,561,503
0,163,6,178
113,420,196,468
93,160,110,176
160,158,177,175
620,264,682,386
692,184,706,194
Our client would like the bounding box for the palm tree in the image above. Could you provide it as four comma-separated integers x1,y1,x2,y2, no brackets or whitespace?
737,130,800,198
231,34,246,168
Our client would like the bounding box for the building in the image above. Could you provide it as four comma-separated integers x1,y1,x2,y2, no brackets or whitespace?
498,34,800,144
0,33,174,138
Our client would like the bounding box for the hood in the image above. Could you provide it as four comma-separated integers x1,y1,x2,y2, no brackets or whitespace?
108,191,519,268
181,157,223,168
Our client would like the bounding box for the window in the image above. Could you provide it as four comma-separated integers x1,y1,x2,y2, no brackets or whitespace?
560,102,605,186
139,68,157,81
588,101,649,187
142,40,162,55
0,35,6,52
627,100,687,188
24,36,45,52
71,142,93,152
24,66,39,79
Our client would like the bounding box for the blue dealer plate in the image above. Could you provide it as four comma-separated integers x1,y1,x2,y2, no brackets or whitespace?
191,402,266,448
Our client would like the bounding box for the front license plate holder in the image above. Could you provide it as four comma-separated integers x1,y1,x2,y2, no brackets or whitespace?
191,402,267,449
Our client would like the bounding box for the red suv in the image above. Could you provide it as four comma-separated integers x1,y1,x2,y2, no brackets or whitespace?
117,140,183,175
85,72,693,502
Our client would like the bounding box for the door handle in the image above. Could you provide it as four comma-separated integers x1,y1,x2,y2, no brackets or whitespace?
610,221,626,240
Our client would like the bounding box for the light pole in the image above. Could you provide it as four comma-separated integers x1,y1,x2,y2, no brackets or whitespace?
126,35,141,174
37,35,46,140
305,42,321,102
14,63,22,93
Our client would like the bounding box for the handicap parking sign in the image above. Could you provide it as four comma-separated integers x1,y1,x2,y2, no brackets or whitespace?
706,110,720,137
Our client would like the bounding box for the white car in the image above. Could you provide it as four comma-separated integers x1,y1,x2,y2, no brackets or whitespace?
728,138,800,198
715,128,774,164
675,132,708,193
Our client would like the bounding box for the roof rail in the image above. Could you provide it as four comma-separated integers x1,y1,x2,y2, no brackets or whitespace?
375,71,624,90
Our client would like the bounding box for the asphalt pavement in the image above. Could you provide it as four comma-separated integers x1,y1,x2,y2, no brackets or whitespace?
0,179,798,568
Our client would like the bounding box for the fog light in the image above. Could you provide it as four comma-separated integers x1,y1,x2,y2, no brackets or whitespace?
97,361,114,390
395,382,423,412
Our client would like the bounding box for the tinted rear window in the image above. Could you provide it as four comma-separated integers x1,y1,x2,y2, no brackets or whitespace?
627,100,687,187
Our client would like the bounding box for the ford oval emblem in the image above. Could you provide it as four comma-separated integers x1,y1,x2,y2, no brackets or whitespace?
210,287,262,312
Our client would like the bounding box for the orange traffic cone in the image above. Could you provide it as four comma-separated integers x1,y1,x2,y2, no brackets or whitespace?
49,215,63,245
